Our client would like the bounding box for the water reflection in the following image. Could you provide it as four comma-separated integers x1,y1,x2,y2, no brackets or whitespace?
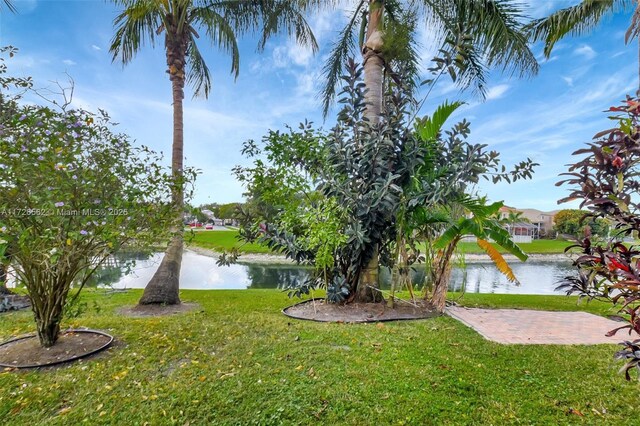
95,251,576,295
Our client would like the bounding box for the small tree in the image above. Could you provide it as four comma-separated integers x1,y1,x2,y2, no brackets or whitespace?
0,59,189,347
554,209,609,238
557,97,640,380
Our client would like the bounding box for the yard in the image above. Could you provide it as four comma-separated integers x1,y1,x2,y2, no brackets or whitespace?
1,290,637,425
188,229,575,256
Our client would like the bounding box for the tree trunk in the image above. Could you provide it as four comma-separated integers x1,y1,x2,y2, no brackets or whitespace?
139,234,183,305
139,23,187,306
31,279,66,347
36,318,61,348
363,0,384,122
429,240,457,312
355,249,383,303
353,0,386,304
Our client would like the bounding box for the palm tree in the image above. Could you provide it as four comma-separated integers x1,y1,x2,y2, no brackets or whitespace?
300,0,538,121
110,0,317,305
526,0,640,93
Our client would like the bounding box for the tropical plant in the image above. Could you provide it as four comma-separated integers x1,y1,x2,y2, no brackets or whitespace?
232,61,536,307
427,198,527,311
557,97,640,380
110,0,318,305
0,67,189,347
399,100,535,311
527,0,640,92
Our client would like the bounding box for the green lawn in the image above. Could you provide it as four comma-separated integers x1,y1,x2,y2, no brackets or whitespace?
188,229,575,256
186,230,271,253
458,239,574,254
1,290,637,425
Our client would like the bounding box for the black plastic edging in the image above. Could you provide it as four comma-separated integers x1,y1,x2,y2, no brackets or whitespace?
282,298,440,323
0,329,114,369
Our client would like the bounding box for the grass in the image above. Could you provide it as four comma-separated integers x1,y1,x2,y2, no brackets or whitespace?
458,239,574,254
1,290,638,425
188,229,575,256
186,230,271,254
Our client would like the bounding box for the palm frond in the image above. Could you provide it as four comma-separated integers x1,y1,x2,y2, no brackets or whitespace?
1,0,16,13
190,6,240,79
185,36,212,98
477,238,519,282
255,1,318,54
110,0,164,64
526,0,621,57
320,0,367,118
416,100,464,142
452,0,539,78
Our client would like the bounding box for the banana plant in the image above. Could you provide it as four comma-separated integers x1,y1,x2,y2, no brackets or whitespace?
429,197,528,311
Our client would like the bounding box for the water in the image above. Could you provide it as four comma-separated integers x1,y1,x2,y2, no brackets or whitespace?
93,251,576,295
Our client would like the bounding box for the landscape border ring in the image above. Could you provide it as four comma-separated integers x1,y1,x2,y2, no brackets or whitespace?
282,298,440,323
0,329,114,369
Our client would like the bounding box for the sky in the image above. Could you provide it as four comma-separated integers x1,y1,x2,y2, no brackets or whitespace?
0,0,637,212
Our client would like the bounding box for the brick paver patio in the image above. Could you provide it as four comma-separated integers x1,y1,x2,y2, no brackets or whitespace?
446,306,640,345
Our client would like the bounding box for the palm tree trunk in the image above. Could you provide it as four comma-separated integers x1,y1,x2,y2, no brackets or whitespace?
352,0,385,304
363,0,384,122
139,26,187,306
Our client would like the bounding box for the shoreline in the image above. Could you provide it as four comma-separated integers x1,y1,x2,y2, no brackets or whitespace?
186,245,573,265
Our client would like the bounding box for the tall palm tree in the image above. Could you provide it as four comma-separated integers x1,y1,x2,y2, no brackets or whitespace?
301,0,538,120
526,0,640,93
110,0,317,305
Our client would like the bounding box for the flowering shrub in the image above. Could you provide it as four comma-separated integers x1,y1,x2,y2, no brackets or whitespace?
558,97,640,380
0,49,186,347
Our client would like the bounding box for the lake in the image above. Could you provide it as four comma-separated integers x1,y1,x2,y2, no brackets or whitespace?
96,251,576,295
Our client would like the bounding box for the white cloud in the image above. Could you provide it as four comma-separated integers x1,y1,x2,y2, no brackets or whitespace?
574,45,596,60
91,44,102,51
62,59,76,66
562,76,573,87
486,84,510,100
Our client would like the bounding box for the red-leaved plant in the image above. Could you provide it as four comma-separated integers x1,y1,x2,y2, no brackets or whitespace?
557,97,640,380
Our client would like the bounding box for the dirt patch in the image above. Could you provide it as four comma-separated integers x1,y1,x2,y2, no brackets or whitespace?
283,298,440,323
117,302,200,318
0,294,31,313
0,329,113,368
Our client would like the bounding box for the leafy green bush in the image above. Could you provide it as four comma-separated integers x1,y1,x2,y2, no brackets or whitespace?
0,48,189,347
558,97,640,380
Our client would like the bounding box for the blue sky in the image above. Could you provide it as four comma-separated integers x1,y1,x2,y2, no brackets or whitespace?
1,0,637,211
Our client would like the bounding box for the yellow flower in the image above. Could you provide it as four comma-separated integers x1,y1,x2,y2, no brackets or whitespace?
66,238,72,246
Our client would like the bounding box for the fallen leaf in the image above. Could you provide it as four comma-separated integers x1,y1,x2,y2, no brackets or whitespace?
567,408,584,417
58,407,72,415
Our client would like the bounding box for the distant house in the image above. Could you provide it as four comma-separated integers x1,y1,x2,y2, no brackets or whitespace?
498,206,560,240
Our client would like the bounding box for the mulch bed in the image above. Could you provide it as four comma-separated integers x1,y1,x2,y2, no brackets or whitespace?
0,329,113,368
283,298,440,323
117,302,200,318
